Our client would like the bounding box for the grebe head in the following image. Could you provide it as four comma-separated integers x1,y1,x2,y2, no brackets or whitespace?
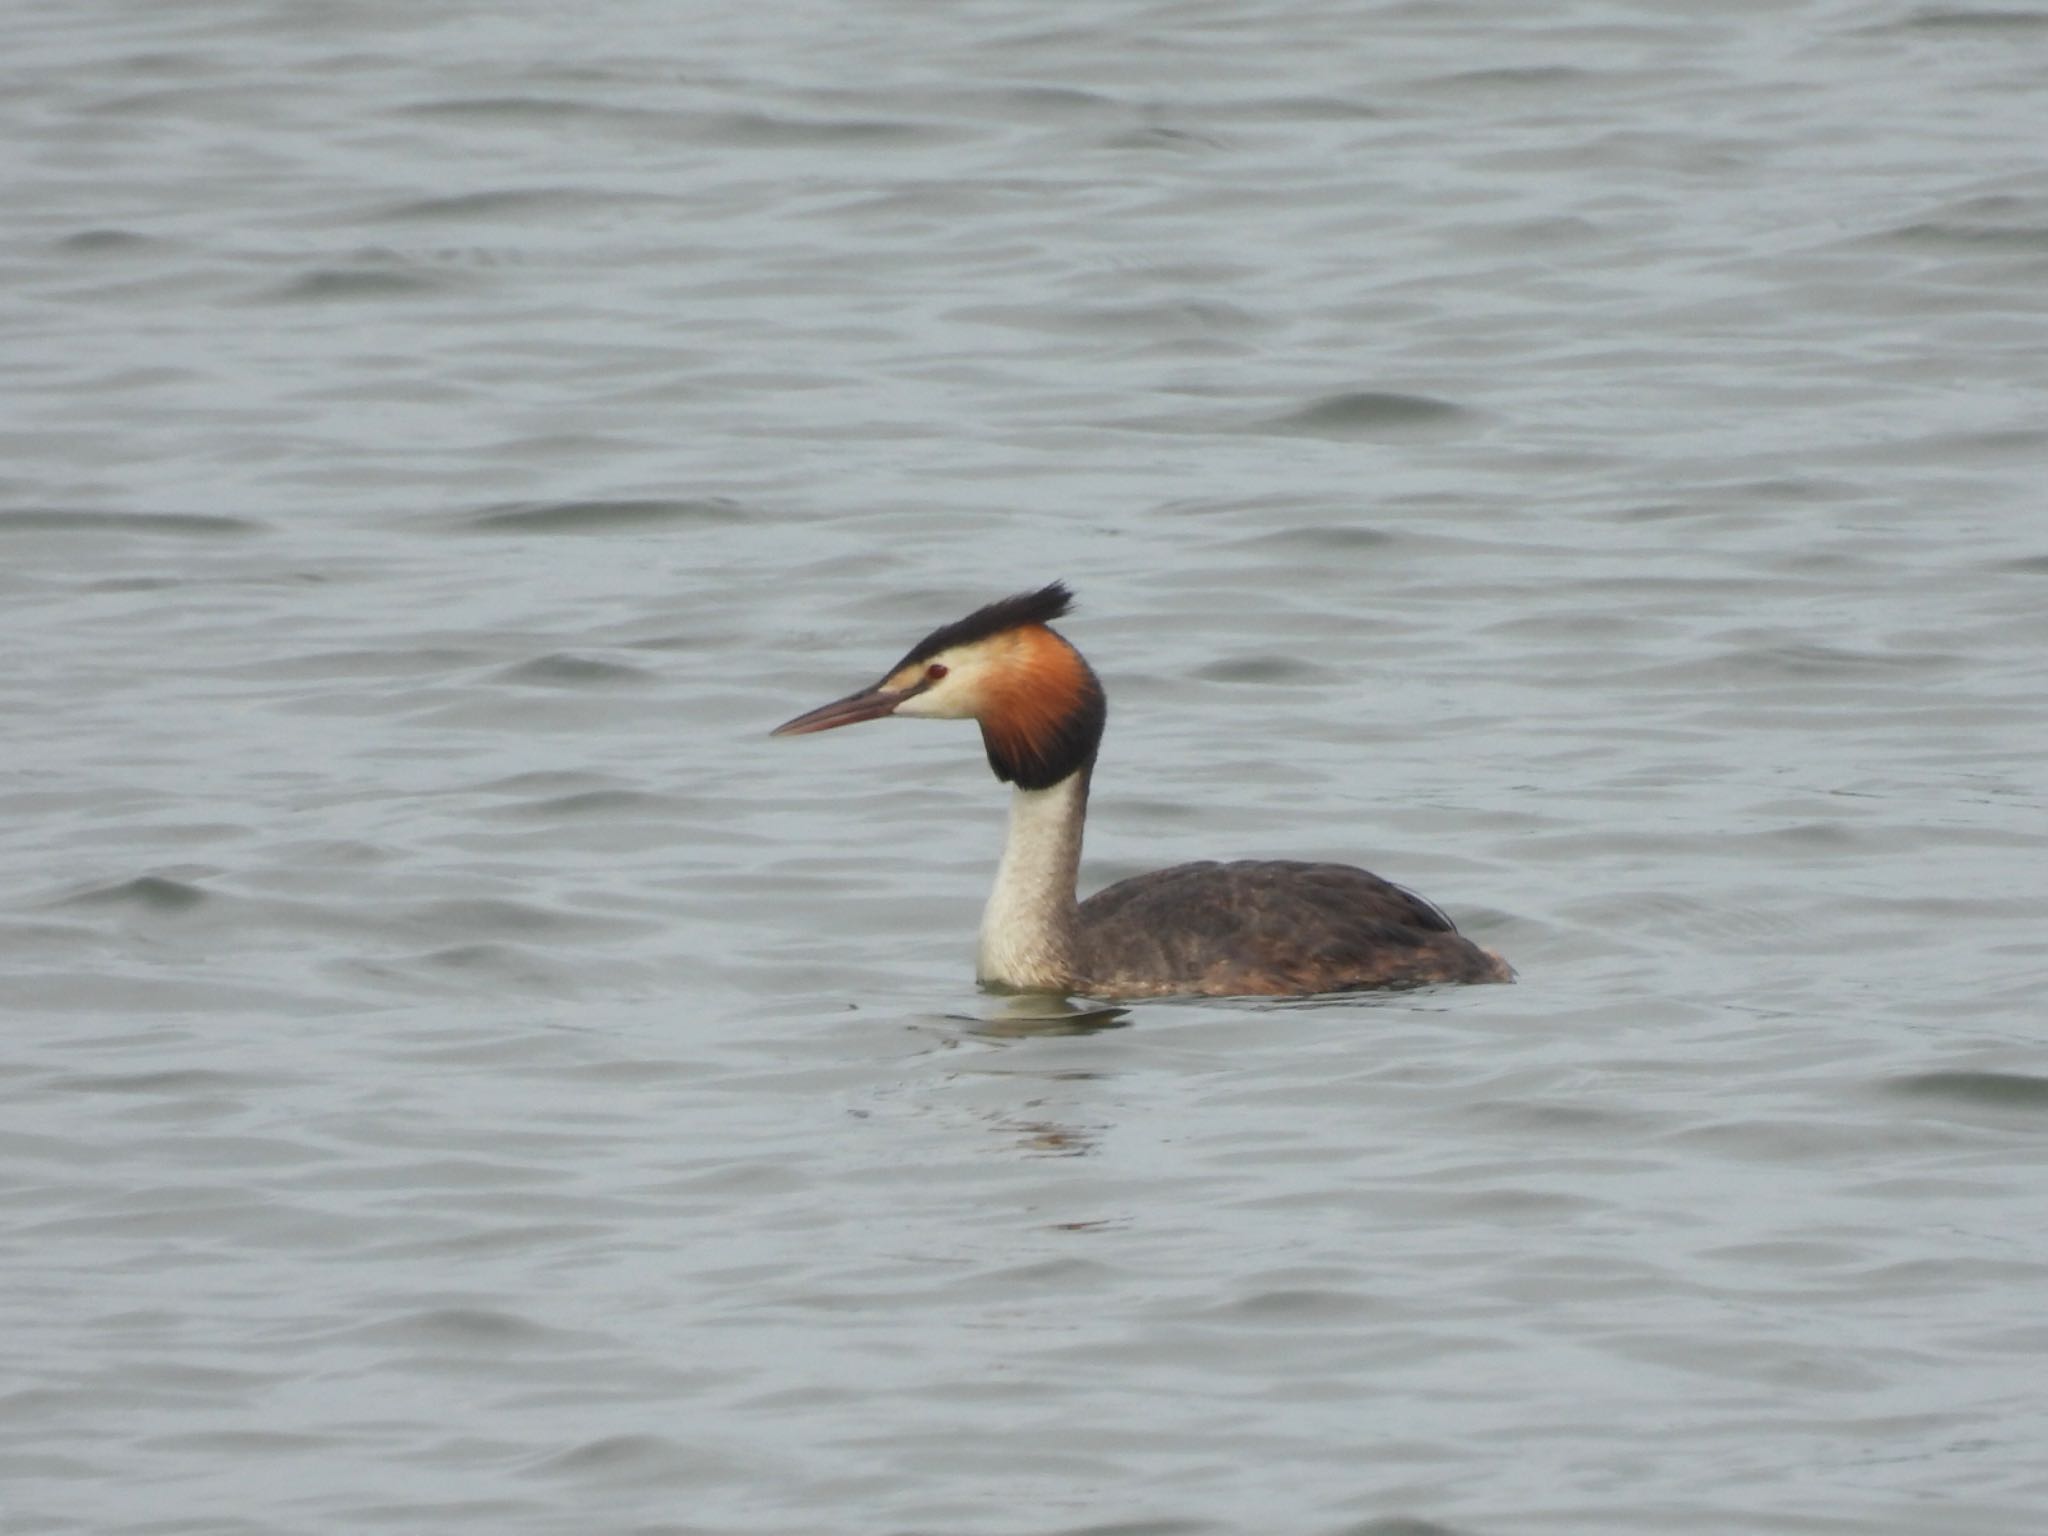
772,581,1107,790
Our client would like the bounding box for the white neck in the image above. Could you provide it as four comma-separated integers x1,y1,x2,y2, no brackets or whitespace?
975,768,1089,992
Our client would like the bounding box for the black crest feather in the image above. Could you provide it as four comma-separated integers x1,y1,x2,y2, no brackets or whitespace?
897,581,1076,669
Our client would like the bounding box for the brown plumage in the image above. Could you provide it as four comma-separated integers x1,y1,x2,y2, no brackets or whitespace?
773,582,1514,999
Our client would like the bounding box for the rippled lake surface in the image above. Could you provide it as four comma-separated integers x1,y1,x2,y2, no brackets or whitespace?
6,3,2048,1533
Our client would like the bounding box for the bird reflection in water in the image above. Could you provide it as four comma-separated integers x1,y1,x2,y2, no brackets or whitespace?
964,994,1131,1039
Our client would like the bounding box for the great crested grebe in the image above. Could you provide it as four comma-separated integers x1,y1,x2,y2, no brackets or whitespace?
772,583,1512,998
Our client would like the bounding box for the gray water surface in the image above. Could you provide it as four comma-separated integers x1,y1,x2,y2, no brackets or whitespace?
5,3,2048,1533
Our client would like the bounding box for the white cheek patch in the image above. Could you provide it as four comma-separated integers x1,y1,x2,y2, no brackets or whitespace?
886,643,997,721
895,678,976,720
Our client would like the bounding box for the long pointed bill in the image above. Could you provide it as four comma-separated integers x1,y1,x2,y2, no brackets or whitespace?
770,683,904,737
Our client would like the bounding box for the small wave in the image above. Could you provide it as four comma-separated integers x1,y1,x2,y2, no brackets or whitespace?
142,1429,327,1456
402,94,664,126
372,186,602,221
267,266,453,302
1211,1286,1377,1323
975,83,1120,116
1737,643,1962,679
474,769,613,796
356,1305,585,1349
1218,93,1383,123
0,508,262,537
953,298,1262,338
1099,124,1229,153
1881,8,2048,32
412,942,526,971
1260,390,1468,438
400,899,646,942
705,110,959,149
390,943,580,996
48,1067,258,1095
1625,642,1963,686
467,496,747,532
1193,654,1336,685
62,875,209,912
1233,525,1397,554
524,1433,736,1484
504,789,671,818
495,654,652,688
1889,1071,2048,1113
1883,219,2048,252
55,228,162,254
1426,64,1596,89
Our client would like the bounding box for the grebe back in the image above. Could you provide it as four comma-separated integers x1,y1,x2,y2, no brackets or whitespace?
772,583,1511,998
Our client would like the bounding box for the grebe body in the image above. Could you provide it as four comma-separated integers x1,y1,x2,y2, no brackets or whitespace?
773,584,1511,998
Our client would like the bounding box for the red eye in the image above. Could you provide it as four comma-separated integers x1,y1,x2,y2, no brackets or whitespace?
925,663,948,681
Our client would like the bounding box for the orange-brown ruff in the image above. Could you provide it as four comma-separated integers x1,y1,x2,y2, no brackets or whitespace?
976,625,1096,786
771,583,1513,998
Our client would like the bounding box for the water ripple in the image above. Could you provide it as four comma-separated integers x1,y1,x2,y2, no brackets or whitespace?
0,509,262,537
465,497,748,533
1258,390,1470,438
